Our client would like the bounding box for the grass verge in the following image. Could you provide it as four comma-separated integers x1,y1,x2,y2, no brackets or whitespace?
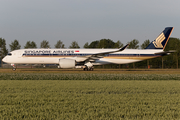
0,73,180,80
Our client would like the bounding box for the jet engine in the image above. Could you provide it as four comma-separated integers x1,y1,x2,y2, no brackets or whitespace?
58,58,76,68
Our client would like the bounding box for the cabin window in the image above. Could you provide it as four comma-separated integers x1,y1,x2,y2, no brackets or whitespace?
7,53,12,56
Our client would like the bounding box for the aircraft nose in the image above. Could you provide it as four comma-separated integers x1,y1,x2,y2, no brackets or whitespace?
2,57,7,63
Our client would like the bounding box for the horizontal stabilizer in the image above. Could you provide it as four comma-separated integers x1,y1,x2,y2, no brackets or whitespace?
154,50,176,55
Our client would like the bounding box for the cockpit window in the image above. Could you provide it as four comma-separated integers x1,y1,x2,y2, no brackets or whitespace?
7,53,12,56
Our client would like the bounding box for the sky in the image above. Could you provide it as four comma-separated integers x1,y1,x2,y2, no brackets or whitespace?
0,0,180,50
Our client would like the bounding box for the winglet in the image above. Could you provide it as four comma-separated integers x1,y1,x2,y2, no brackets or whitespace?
119,44,129,51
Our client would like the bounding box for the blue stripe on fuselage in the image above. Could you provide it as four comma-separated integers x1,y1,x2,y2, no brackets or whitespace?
22,53,159,57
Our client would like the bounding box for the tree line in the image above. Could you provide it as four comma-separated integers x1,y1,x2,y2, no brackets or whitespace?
0,38,147,58
0,38,180,68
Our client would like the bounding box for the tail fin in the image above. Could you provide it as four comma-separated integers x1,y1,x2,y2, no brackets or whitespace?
146,27,174,50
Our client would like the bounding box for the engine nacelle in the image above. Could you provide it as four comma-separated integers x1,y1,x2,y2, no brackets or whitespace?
59,58,76,68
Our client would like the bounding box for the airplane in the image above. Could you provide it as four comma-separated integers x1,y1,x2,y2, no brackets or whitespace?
2,27,174,71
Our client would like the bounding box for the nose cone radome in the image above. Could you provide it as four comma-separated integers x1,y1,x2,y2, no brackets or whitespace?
2,57,7,63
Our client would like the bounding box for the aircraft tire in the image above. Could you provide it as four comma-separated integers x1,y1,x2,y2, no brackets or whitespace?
83,68,88,71
12,68,16,71
83,67,94,71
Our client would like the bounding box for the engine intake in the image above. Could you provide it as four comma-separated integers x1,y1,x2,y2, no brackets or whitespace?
59,58,76,68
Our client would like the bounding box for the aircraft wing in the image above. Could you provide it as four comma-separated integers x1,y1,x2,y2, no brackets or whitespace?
75,44,129,62
87,44,129,58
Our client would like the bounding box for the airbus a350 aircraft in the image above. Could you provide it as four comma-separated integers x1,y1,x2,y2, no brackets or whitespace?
3,27,174,71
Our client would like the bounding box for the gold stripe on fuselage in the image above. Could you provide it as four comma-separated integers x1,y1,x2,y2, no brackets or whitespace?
22,55,160,60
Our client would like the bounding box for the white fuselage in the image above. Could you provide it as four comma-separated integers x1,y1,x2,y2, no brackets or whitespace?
2,48,163,65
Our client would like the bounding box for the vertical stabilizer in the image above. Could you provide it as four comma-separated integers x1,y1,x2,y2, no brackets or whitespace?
146,27,174,50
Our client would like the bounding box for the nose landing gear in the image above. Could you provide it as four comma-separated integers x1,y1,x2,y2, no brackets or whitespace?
11,64,16,71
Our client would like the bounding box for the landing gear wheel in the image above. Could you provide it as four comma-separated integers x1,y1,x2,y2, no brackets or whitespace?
83,66,94,71
90,67,94,71
12,68,16,71
83,68,87,71
88,68,94,71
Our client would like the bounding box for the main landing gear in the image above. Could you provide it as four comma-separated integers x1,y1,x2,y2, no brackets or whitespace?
83,67,94,71
83,62,94,71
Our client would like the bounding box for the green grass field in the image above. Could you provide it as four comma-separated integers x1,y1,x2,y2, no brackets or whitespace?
1,80,180,119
